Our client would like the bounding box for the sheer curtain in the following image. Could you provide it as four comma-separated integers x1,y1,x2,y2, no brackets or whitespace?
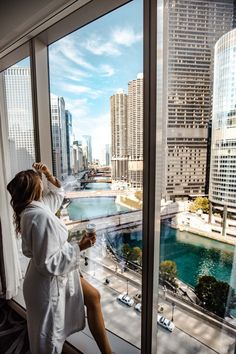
0,74,22,299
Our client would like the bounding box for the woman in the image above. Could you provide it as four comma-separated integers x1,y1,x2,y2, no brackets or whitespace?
7,162,113,354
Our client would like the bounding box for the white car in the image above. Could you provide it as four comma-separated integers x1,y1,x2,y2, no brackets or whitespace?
157,314,175,332
134,303,142,312
117,293,134,307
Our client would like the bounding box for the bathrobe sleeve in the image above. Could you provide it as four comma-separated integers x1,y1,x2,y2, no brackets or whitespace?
42,177,65,213
31,213,80,276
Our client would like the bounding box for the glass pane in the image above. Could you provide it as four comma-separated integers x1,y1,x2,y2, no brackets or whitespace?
157,0,236,353
48,0,143,351
3,58,36,276
3,59,36,176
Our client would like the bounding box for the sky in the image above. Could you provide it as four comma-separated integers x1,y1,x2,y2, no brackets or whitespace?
48,0,143,161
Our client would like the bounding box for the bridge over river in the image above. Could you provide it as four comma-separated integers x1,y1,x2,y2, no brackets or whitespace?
65,198,187,231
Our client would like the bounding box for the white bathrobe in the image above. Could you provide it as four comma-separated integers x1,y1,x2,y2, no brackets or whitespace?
21,180,85,354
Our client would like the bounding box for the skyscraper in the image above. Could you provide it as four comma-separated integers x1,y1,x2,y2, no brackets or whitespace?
164,0,235,199
3,66,36,175
50,94,68,180
209,28,236,233
128,73,143,189
82,135,92,165
105,144,111,166
65,110,73,175
110,89,128,180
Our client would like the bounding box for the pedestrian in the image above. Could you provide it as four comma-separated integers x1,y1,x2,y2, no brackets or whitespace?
7,162,113,354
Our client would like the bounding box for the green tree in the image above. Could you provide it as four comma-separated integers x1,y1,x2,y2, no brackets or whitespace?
195,275,234,317
189,197,209,214
121,243,132,264
131,246,142,265
159,260,178,289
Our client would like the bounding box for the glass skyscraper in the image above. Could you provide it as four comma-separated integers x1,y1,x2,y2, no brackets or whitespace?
209,29,236,218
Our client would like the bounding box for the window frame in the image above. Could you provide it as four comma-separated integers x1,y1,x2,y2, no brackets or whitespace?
0,1,159,353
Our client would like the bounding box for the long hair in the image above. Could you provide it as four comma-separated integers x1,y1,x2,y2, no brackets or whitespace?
7,170,42,234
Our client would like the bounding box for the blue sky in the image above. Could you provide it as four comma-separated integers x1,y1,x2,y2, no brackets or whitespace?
48,0,143,161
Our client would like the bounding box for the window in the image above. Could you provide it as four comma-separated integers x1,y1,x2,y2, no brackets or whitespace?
48,0,143,350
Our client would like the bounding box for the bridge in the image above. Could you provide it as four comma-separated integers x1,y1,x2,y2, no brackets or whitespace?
63,198,187,231
80,179,112,183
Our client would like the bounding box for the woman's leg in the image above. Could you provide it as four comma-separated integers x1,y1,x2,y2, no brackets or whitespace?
80,277,113,354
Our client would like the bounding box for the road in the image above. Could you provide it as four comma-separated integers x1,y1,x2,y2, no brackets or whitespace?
79,243,236,354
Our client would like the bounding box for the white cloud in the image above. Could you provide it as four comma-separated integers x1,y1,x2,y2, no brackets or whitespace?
100,64,115,77
112,27,143,47
83,35,121,56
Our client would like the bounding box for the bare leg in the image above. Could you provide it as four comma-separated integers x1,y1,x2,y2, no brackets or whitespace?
81,277,113,354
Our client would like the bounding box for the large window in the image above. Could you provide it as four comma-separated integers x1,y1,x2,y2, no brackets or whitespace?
48,0,143,350
156,0,236,353
0,1,236,353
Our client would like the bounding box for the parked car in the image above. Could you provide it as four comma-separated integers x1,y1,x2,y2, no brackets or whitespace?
117,293,134,307
134,303,142,312
157,314,175,332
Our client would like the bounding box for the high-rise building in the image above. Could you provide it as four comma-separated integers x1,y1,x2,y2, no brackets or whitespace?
65,110,73,175
50,94,68,180
110,89,128,180
164,0,235,199
3,66,36,175
209,29,236,233
82,135,92,165
105,144,111,166
128,73,143,188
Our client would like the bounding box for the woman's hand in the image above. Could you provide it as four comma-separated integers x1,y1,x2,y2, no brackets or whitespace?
79,233,96,251
32,162,51,177
32,162,61,188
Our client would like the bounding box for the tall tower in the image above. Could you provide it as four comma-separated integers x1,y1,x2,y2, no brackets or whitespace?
82,135,92,165
65,110,73,175
164,0,235,199
128,73,143,189
50,94,68,180
110,89,128,181
3,66,36,176
209,29,236,233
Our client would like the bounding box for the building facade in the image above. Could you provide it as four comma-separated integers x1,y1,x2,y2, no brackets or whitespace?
128,73,143,189
110,89,128,181
209,29,236,223
3,66,36,176
82,135,92,165
65,110,73,175
164,0,235,199
50,94,68,180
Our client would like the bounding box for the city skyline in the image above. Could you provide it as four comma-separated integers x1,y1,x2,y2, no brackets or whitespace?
48,0,143,161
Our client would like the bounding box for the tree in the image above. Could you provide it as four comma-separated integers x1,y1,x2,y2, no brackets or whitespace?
189,196,209,214
195,275,234,317
121,243,132,265
159,260,178,289
131,246,142,265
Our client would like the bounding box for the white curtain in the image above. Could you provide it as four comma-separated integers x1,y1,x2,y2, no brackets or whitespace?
0,74,22,299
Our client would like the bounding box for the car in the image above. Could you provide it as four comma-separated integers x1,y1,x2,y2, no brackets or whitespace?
157,314,175,332
134,303,142,312
117,293,134,307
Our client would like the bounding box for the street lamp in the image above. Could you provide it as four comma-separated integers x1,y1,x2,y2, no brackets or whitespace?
171,302,176,322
